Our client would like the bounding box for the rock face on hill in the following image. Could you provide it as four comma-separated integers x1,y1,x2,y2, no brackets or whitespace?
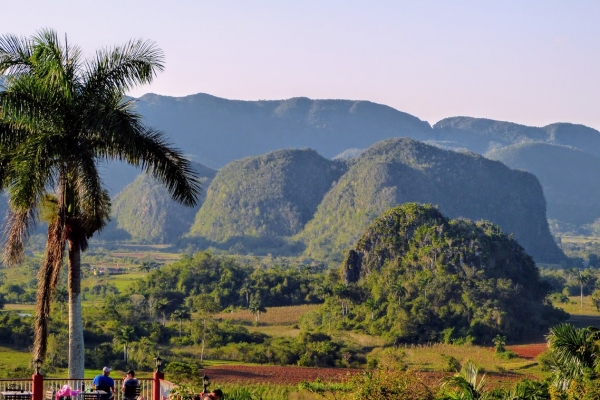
298,138,563,264
188,149,345,245
486,142,600,228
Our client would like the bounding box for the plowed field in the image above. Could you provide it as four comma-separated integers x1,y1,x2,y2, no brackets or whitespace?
203,365,360,385
203,365,529,388
506,343,547,359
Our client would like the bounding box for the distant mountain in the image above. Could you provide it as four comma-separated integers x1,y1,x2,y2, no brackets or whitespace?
486,142,600,228
433,117,600,157
297,138,563,264
99,163,216,243
543,123,600,157
98,93,600,247
188,149,345,251
134,93,432,169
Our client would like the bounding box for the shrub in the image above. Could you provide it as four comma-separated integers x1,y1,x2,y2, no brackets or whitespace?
440,353,461,372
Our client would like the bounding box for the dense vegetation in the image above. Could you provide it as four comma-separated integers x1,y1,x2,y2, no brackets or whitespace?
188,149,345,250
104,162,215,243
486,142,600,233
303,203,567,344
298,138,563,264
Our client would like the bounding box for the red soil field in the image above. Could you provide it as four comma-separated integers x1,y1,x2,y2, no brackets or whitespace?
506,343,547,359
203,365,530,388
204,365,360,385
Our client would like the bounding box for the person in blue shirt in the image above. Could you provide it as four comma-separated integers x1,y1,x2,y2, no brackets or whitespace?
92,367,115,400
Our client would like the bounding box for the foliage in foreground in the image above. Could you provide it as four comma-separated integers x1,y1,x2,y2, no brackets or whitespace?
306,203,567,344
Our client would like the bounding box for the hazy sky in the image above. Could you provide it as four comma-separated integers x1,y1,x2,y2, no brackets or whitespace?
3,1,600,129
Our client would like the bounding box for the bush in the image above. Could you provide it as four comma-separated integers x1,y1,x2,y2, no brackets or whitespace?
440,353,461,372
495,349,518,360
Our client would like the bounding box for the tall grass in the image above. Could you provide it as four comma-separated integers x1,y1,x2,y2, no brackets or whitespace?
215,305,320,326
217,383,315,400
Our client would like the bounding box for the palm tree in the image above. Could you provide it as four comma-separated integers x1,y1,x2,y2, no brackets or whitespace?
139,261,152,274
440,360,487,400
0,29,201,378
546,323,600,390
249,298,266,322
171,306,191,337
390,282,406,305
153,298,171,325
115,325,136,362
576,271,591,309
365,298,377,321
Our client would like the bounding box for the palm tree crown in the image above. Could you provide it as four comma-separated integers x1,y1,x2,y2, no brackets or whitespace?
0,28,201,378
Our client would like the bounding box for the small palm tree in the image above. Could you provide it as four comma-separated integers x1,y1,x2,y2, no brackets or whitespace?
115,325,136,362
0,29,201,378
249,299,266,322
390,282,406,305
365,298,377,321
171,306,191,337
441,360,487,400
576,271,591,309
547,323,600,390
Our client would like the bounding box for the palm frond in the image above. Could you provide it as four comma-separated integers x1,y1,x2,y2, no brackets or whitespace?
2,209,35,265
72,151,111,237
546,323,600,389
84,38,164,95
0,33,32,75
85,101,201,206
34,216,66,361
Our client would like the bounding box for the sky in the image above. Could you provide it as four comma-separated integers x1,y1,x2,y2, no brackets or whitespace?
3,1,600,129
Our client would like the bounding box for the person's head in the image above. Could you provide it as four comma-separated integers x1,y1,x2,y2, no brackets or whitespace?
102,366,112,376
212,389,223,399
127,370,135,378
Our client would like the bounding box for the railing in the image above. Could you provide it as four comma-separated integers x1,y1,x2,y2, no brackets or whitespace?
0,380,33,392
0,378,153,400
44,379,153,400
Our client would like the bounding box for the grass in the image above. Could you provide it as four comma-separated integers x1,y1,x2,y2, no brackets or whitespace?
381,342,543,376
560,236,600,244
246,325,301,337
551,295,600,316
215,304,320,326
3,304,35,311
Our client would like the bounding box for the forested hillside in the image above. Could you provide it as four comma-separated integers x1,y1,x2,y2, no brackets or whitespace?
306,203,568,343
95,93,600,250
298,138,563,263
188,149,345,252
486,142,600,231
100,163,216,243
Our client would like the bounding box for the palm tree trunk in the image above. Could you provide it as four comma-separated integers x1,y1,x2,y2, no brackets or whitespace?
200,318,206,361
68,239,85,379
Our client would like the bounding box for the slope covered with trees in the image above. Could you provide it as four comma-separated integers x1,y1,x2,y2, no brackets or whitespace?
188,149,345,250
298,138,563,264
486,142,600,231
102,163,215,243
311,203,567,344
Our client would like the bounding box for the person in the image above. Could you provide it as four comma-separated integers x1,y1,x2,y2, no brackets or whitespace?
122,370,140,400
200,389,223,400
92,367,115,400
